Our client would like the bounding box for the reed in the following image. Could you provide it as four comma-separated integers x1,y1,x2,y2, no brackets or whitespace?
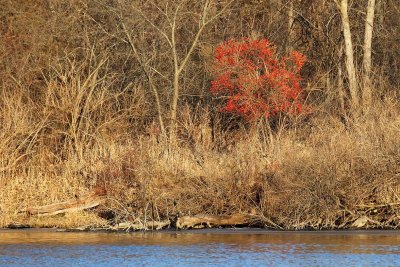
1,75,399,229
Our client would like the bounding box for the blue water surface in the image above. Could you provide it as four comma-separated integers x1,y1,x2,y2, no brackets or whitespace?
0,229,399,266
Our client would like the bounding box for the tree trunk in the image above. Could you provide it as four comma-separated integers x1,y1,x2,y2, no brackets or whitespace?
339,0,359,109
362,0,376,107
338,44,346,115
169,73,180,139
287,0,294,50
121,21,166,136
377,0,385,27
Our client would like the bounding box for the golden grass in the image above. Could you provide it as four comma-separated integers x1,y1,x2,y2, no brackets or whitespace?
1,0,400,230
1,61,399,229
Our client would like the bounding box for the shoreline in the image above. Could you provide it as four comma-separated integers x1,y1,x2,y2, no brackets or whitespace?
2,225,400,233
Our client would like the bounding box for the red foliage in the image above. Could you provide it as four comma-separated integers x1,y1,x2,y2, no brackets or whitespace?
210,38,306,121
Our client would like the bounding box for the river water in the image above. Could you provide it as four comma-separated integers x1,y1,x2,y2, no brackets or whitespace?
0,229,399,266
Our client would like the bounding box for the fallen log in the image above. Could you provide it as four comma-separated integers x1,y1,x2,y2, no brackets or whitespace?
20,187,106,217
113,220,171,231
7,222,31,229
176,214,254,229
351,215,381,228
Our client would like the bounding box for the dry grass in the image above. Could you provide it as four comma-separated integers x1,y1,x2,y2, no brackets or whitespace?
1,0,400,230
118,98,400,229
0,55,147,228
0,55,399,229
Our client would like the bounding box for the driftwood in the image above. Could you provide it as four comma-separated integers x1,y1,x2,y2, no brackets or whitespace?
7,222,31,229
20,188,106,217
176,214,255,229
64,220,171,232
113,220,171,231
67,214,257,232
351,215,381,228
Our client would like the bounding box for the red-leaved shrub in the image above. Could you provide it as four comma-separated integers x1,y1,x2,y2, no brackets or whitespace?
210,38,306,121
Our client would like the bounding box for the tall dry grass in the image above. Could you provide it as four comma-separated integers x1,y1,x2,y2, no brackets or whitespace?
1,0,400,230
0,55,147,227
103,98,400,229
1,62,399,229
0,84,400,229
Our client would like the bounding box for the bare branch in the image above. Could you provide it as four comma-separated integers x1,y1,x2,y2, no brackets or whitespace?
119,12,166,135
178,0,234,73
204,0,235,25
131,4,173,48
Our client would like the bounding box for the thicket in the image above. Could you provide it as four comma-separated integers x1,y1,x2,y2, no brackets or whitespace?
210,38,306,120
0,0,400,229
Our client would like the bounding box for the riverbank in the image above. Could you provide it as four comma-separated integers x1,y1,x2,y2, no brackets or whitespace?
2,0,400,234
2,98,400,230
3,228,400,236
1,99,400,230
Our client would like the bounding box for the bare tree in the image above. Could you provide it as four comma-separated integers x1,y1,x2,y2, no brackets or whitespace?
337,44,346,115
287,0,294,50
362,0,376,107
130,0,233,138
336,0,359,109
376,0,385,26
120,20,167,136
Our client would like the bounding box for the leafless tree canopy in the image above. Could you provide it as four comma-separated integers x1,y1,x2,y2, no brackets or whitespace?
2,0,399,118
